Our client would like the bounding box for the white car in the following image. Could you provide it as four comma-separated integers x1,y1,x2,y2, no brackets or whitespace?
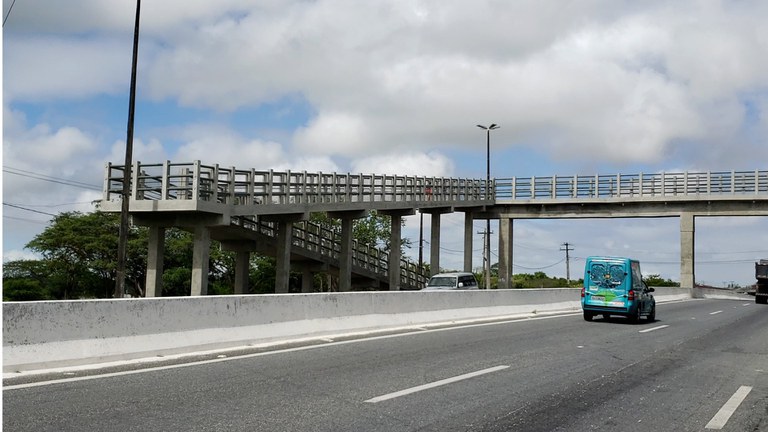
423,272,479,290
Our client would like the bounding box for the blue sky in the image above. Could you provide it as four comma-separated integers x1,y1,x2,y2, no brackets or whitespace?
3,0,768,286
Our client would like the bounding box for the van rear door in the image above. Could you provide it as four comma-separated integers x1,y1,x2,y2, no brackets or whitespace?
584,259,630,309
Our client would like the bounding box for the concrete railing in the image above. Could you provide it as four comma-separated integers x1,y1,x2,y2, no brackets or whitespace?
495,170,768,201
103,161,492,206
1,287,712,373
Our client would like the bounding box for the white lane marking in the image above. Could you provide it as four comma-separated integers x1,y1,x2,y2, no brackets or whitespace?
705,386,752,429
364,365,509,403
639,325,669,333
710,310,723,315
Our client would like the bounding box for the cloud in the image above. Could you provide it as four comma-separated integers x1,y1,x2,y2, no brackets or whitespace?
351,151,455,177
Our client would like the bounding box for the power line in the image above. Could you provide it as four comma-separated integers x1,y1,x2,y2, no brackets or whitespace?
3,0,17,27
3,166,102,191
2,215,49,224
3,202,57,217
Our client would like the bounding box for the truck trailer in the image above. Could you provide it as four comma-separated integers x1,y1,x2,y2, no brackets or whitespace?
756,259,768,304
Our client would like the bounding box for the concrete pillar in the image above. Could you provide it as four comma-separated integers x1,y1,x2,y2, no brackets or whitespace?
430,213,441,275
191,225,210,296
464,212,473,272
498,217,513,289
145,225,165,297
339,217,354,292
234,250,250,294
275,220,293,294
680,212,697,296
390,214,403,290
301,268,314,293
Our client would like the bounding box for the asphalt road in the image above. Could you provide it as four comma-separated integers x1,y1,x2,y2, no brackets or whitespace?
4,298,767,431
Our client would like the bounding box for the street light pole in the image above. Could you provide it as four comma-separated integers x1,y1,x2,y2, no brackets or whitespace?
477,124,499,289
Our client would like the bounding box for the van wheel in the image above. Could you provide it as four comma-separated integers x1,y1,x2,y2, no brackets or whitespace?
629,307,641,324
583,311,594,321
647,305,656,322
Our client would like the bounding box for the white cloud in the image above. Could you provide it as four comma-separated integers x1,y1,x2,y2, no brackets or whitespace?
351,151,454,177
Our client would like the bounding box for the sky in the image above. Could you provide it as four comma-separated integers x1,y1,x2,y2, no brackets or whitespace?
3,0,768,287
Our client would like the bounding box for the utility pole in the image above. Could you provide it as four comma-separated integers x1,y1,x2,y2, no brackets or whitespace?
115,0,141,298
560,242,574,285
478,227,493,289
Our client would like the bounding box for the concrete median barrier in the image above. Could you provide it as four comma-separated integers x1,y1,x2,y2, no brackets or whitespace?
3,287,691,373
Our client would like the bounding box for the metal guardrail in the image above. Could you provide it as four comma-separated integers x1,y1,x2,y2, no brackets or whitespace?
495,170,768,201
104,161,491,205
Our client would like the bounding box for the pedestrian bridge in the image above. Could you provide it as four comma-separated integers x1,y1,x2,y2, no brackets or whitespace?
100,162,768,295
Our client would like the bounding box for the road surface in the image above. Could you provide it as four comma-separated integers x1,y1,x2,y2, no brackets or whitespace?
4,298,767,431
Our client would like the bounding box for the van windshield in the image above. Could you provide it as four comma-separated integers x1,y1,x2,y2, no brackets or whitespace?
590,263,626,288
427,277,456,287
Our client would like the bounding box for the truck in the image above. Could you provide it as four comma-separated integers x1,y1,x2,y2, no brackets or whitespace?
756,259,768,304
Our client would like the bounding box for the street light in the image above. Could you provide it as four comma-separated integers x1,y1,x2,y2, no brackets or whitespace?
477,124,499,289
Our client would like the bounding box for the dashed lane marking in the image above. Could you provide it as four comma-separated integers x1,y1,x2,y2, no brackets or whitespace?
639,325,669,333
705,386,752,429
365,365,509,403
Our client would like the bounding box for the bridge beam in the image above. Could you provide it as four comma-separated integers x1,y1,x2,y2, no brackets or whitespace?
680,212,697,295
145,225,165,297
498,217,513,289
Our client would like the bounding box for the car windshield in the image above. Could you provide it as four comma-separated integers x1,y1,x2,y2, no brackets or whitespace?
427,276,456,287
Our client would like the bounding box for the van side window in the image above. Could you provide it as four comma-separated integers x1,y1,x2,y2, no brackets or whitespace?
459,275,476,287
631,262,643,290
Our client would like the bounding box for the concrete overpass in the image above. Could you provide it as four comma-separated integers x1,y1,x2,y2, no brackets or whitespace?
100,163,768,296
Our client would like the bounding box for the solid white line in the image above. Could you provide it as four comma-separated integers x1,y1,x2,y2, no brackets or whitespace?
705,386,752,429
364,365,509,403
638,325,669,333
710,310,723,315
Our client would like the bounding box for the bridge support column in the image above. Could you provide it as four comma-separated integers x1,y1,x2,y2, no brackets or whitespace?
234,251,250,294
275,220,293,294
381,209,414,291
302,268,314,293
498,218,513,289
329,210,367,292
191,225,211,296
464,212,473,272
339,217,354,292
145,225,165,297
390,214,403,290
430,213,441,275
680,212,697,296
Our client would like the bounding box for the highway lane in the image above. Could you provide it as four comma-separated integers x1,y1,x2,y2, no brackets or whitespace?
4,298,767,431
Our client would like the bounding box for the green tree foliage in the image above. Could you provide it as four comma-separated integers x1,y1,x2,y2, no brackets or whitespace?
3,209,422,299
22,212,147,299
643,274,680,287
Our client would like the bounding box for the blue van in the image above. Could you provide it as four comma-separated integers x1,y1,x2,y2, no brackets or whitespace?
581,256,656,322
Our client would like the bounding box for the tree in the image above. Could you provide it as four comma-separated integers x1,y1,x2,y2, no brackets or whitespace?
644,274,679,287
23,212,147,299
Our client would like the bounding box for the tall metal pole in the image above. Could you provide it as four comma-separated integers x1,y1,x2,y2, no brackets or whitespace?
477,124,499,289
115,0,141,298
